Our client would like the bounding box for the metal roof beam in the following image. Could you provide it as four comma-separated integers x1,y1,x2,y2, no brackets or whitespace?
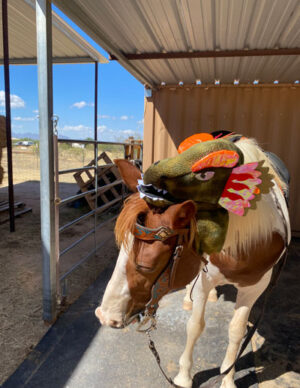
0,56,101,65
110,48,300,61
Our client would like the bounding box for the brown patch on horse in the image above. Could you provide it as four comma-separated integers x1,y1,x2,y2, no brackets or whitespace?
210,232,285,286
114,159,141,193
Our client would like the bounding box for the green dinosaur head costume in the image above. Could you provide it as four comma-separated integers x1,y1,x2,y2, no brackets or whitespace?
138,133,274,254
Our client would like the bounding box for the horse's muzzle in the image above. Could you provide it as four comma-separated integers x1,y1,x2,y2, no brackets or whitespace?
95,307,124,328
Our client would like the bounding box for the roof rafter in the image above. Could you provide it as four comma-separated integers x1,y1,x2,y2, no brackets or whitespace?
110,47,300,61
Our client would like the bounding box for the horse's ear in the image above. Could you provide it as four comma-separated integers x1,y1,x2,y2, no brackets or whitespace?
169,200,197,228
114,159,142,193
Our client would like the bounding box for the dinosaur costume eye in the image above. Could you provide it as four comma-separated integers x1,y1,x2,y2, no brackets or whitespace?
195,171,215,181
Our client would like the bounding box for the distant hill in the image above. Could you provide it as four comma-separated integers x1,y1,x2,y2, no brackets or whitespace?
12,132,39,140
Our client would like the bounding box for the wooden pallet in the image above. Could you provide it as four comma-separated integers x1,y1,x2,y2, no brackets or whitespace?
73,152,124,210
124,136,143,161
0,200,32,224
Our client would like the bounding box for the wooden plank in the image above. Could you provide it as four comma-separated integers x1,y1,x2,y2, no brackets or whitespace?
0,201,24,212
101,174,119,198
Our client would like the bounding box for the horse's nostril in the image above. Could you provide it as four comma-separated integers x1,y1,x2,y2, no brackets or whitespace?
95,307,103,322
109,319,121,328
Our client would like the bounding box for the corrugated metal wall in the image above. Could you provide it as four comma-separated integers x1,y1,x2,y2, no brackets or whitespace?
143,85,300,234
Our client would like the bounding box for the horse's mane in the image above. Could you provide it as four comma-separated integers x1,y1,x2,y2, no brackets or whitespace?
115,193,149,250
223,137,287,256
115,193,197,252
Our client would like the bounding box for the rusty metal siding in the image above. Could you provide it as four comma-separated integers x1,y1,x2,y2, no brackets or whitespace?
143,85,300,233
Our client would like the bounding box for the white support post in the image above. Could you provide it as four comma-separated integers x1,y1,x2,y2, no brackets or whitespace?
36,0,57,322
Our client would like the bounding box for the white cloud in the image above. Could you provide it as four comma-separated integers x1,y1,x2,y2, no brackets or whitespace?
0,90,25,108
97,125,107,133
99,114,116,120
62,124,91,132
120,115,129,120
33,109,39,114
13,116,35,121
121,129,135,135
71,101,94,109
12,124,23,129
137,118,144,125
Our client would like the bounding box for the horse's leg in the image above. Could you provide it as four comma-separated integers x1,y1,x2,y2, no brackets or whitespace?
208,287,218,302
183,282,193,311
220,269,272,388
174,272,214,388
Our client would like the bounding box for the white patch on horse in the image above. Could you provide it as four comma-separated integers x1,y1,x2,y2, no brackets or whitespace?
97,243,131,326
222,138,290,257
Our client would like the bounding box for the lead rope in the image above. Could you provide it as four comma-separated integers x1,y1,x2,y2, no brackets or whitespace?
147,330,183,388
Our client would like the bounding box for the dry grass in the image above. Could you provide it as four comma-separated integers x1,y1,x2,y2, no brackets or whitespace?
0,144,125,186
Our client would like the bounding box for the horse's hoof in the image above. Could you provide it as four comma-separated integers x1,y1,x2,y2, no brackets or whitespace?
174,374,192,388
182,300,193,311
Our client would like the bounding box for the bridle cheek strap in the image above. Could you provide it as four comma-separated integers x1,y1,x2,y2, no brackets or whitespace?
134,222,208,332
141,233,208,320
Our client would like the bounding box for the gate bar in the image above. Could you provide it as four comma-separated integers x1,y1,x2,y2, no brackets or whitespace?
36,0,57,322
59,165,96,175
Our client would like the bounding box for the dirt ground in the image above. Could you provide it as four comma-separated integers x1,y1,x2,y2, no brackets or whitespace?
0,180,120,384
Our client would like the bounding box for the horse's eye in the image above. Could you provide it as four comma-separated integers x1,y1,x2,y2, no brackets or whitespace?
195,171,215,181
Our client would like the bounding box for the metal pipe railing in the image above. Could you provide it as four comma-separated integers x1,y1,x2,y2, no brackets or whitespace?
59,214,118,258
60,233,113,283
53,132,142,307
58,179,123,207
59,196,123,233
58,189,96,206
59,165,96,175
57,138,143,146
59,209,95,232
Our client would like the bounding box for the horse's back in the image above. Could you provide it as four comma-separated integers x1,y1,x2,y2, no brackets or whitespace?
265,151,290,203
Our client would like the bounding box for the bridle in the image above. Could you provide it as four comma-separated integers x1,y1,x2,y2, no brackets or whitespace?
126,222,207,332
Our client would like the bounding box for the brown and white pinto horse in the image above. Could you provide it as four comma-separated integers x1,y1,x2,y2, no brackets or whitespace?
96,141,290,388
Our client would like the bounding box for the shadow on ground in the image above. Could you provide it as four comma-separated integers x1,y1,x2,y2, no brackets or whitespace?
3,239,299,388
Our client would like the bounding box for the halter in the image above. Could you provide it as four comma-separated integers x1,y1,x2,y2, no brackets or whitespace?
132,223,207,332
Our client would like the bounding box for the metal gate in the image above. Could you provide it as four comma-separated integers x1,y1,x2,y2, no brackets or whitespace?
52,134,142,315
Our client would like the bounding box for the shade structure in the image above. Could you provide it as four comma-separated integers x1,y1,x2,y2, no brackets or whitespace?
0,0,108,64
53,0,299,87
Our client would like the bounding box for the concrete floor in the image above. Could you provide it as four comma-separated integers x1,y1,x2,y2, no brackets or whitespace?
3,240,300,388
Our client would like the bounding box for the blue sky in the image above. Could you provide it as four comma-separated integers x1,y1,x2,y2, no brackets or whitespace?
0,5,144,141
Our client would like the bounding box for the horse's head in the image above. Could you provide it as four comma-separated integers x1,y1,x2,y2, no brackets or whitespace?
95,160,198,328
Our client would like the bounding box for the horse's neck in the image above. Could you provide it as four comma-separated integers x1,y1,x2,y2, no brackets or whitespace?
223,186,289,258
